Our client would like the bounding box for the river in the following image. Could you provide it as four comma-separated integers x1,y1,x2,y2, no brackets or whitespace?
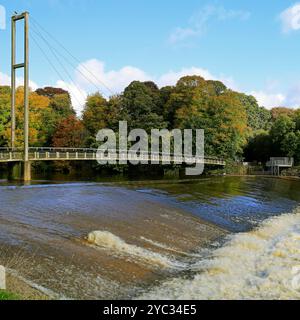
0,176,300,299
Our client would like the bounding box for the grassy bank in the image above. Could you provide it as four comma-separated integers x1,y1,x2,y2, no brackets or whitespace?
0,290,19,300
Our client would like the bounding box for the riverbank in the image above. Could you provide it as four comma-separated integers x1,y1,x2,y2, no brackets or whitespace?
5,270,50,300
0,268,52,300
0,290,19,300
227,173,300,181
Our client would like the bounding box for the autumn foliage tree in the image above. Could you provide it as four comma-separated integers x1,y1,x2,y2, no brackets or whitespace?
36,87,76,145
52,115,86,148
271,107,294,121
163,76,248,159
1,87,51,147
0,86,11,146
2,74,300,169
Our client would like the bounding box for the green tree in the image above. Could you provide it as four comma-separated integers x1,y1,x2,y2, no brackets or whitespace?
82,92,108,137
293,109,300,130
281,131,300,159
0,86,11,146
236,93,271,133
271,107,294,121
165,76,247,159
244,131,272,162
121,81,166,132
269,115,296,158
270,115,295,145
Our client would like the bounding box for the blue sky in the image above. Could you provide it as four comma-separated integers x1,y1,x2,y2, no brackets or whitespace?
1,0,300,113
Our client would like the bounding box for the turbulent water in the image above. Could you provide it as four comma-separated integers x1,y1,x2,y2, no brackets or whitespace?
139,207,300,299
87,230,181,268
0,176,300,299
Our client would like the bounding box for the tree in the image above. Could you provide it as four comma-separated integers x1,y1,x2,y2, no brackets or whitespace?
204,91,248,158
0,86,11,146
165,76,247,159
267,115,300,162
281,131,300,158
121,81,166,132
52,115,86,147
36,87,70,99
1,87,51,147
269,115,296,157
82,92,108,137
293,109,300,130
271,107,294,121
34,87,76,145
244,131,272,162
206,80,227,95
81,92,118,148
49,93,75,118
45,94,76,145
236,93,271,133
164,76,211,129
270,115,295,144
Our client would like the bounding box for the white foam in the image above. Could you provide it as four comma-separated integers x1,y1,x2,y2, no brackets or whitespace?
87,231,181,268
140,236,202,258
139,208,300,300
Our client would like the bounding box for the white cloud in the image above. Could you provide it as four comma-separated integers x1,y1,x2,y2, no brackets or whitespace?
0,72,39,91
75,59,150,97
56,80,88,115
0,5,5,30
169,5,250,44
250,81,300,109
250,90,286,109
156,67,238,90
280,3,300,32
169,27,199,44
285,83,300,106
76,59,238,92
157,67,214,86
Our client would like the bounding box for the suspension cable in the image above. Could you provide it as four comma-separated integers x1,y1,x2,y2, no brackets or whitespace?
30,16,115,96
30,33,85,108
31,26,88,103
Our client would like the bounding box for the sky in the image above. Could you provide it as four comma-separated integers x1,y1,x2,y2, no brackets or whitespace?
1,0,300,114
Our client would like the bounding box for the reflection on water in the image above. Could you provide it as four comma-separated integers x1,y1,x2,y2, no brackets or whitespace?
0,176,299,299
118,176,300,232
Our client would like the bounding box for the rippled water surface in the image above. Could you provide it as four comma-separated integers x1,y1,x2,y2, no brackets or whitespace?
0,176,299,299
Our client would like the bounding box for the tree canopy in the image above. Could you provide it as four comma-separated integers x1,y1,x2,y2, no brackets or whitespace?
1,77,299,165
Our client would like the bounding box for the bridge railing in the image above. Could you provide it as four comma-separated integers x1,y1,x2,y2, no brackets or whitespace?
266,157,294,167
0,151,23,161
0,147,226,165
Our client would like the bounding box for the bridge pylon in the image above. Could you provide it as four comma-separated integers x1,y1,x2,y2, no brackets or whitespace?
10,11,30,181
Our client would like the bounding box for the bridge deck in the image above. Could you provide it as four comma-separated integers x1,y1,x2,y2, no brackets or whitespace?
0,148,226,166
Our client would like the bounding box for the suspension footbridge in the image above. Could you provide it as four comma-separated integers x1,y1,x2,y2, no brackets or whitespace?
0,12,226,181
